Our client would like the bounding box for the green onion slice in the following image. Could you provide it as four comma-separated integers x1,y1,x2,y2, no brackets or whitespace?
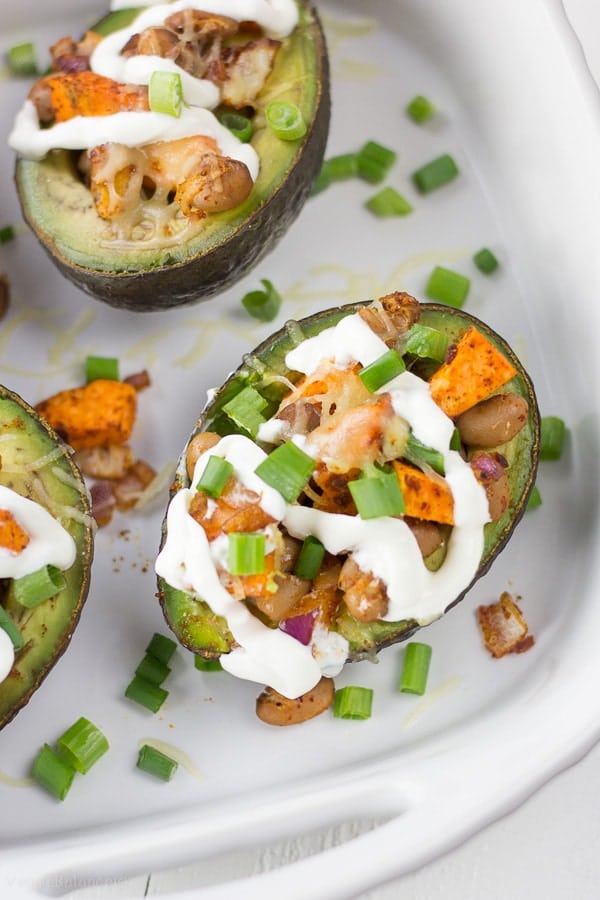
32,743,76,801
196,455,234,498
135,653,171,686
404,323,448,362
265,100,307,140
405,433,445,475
228,532,266,576
359,349,406,393
254,441,315,503
85,355,119,383
137,743,178,781
406,94,436,124
473,247,499,274
125,675,168,713
148,70,183,117
540,416,567,460
294,535,325,580
222,386,268,438
348,468,405,519
425,265,471,308
194,655,223,671
56,717,109,774
8,42,38,77
219,110,253,142
333,686,374,720
399,641,432,695
365,187,413,217
0,225,16,244
241,279,282,323
356,140,397,184
412,153,459,193
526,484,542,511
0,607,23,649
12,565,66,609
145,632,177,665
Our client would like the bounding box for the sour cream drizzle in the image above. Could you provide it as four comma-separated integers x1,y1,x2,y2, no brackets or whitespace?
9,0,299,168
156,313,490,698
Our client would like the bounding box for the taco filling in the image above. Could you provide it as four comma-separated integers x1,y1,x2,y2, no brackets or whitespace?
156,293,536,700
9,0,300,246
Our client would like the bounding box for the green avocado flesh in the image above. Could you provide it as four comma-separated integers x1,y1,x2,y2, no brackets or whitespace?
0,387,94,729
158,301,540,662
14,2,330,312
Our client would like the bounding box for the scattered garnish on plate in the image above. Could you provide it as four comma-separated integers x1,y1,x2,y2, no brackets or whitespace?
476,591,534,658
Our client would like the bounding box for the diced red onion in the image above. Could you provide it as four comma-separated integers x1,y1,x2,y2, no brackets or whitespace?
279,610,318,645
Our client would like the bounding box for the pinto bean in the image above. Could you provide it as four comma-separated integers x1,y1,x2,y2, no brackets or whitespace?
484,471,511,520
256,677,335,726
185,431,221,480
405,518,445,558
456,393,529,449
253,573,311,623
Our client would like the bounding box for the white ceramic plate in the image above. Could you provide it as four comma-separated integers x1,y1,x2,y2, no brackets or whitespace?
1,1,599,898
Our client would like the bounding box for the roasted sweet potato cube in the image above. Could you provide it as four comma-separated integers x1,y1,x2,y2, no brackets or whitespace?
36,379,137,450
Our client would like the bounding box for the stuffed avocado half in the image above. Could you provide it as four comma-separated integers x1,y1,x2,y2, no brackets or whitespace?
156,293,540,701
0,386,94,730
10,1,329,311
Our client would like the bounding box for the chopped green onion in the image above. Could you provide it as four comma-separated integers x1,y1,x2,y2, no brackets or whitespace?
406,94,436,124
0,225,16,244
526,484,542,511
348,468,405,519
311,153,359,196
12,565,66,609
241,278,282,322
365,187,413,217
265,100,307,140
325,152,359,180
8,42,38,77
404,323,448,362
85,355,119,383
0,607,23,650
218,110,253,142
148,70,183,117
540,416,567,460
311,164,332,196
135,653,171,686
333,686,374,720
31,743,76,801
136,743,178,781
425,265,470,308
145,632,177,665
412,153,459,193
194,654,223,671
356,140,397,184
254,441,315,503
294,535,325,580
56,717,109,774
473,247,499,274
450,427,462,451
196,455,234,498
222,385,268,438
228,532,266,575
125,675,168,713
359,349,406,393
405,433,445,475
399,641,432,695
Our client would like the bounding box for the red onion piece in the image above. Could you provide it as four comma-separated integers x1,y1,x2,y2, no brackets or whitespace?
279,610,318,645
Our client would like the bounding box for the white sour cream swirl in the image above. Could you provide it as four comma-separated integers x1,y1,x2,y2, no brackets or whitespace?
9,0,298,168
156,313,490,698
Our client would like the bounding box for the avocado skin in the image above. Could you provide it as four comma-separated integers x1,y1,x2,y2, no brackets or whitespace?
14,2,330,312
158,301,540,661
0,386,94,730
